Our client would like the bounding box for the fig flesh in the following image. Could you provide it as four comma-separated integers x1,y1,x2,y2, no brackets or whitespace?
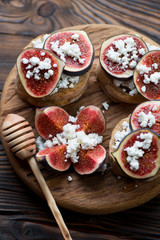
44,30,94,76
17,48,65,98
112,129,160,179
36,144,71,171
35,106,69,140
100,34,148,78
134,50,160,100
130,100,160,135
75,105,105,135
74,145,106,175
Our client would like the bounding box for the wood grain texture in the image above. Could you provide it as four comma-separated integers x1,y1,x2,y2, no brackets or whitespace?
1,24,160,216
0,0,160,239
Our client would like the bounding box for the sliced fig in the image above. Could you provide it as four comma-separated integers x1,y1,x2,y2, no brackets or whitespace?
35,106,69,140
100,34,148,78
17,48,65,98
44,30,94,76
134,50,160,100
112,129,160,179
36,144,71,171
75,105,105,135
74,145,106,175
130,100,160,135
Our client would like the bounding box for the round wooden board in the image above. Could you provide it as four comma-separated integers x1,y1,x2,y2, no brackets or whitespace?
1,24,160,215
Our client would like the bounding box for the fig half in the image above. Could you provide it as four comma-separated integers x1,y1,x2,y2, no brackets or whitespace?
35,106,69,140
75,105,105,135
100,34,148,78
74,145,106,175
134,50,160,100
112,129,160,179
17,48,65,98
44,30,94,76
130,100,160,135
36,144,71,171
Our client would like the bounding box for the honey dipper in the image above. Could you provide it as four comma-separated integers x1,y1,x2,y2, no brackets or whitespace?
1,114,72,240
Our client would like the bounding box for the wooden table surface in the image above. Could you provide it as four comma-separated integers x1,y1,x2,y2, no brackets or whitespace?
0,1,160,239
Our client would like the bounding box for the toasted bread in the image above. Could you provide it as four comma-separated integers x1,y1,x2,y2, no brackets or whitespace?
109,116,130,176
16,34,90,107
97,65,145,104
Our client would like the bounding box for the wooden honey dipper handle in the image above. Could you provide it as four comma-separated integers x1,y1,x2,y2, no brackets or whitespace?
28,157,72,240
1,114,73,240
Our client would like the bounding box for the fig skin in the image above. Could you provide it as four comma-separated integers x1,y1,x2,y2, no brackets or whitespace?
99,34,148,79
17,48,65,98
35,106,69,140
44,30,94,76
75,105,106,135
74,145,106,175
134,50,160,100
36,144,71,171
112,129,160,179
130,100,160,135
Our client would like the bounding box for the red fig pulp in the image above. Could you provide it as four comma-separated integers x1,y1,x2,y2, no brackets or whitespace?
130,100,160,135
112,129,160,179
134,50,160,100
36,144,71,171
35,106,69,140
44,30,94,76
100,34,148,78
75,105,105,135
17,48,65,98
74,145,106,175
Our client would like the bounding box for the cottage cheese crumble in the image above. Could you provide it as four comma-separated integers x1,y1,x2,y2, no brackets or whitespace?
43,122,103,164
124,132,153,171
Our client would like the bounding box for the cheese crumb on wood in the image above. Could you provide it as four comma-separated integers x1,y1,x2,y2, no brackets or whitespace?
102,102,109,110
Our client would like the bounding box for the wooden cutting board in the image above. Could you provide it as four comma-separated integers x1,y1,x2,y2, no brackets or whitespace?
1,24,160,215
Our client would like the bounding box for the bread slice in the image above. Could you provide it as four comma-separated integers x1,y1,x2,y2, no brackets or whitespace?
109,116,130,176
97,65,145,104
16,34,90,107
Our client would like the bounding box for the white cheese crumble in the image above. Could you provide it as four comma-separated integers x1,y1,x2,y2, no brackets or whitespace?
102,102,109,110
141,86,146,93
138,111,156,128
136,65,151,74
68,176,72,182
113,121,131,149
124,132,153,171
137,63,160,86
44,123,103,163
69,115,77,123
106,37,145,70
36,136,45,151
71,33,79,41
113,79,138,96
51,73,79,94
21,56,55,80
152,105,158,111
32,34,50,48
50,34,85,64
